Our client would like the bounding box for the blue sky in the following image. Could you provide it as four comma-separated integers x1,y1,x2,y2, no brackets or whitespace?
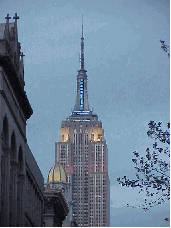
0,0,170,226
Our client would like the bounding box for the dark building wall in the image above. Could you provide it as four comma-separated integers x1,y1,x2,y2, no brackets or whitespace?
25,144,44,226
0,14,44,227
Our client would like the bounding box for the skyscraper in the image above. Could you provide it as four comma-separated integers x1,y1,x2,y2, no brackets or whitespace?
55,20,110,227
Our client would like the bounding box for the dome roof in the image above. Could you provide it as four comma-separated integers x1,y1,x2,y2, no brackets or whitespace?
48,165,66,183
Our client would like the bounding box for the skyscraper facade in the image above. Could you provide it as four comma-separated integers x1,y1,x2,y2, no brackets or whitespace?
55,22,110,227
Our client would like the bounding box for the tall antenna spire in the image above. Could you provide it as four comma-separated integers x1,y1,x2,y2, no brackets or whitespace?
82,15,83,38
73,15,90,112
80,15,84,70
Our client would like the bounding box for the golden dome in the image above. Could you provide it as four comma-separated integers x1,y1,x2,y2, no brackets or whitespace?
48,165,66,182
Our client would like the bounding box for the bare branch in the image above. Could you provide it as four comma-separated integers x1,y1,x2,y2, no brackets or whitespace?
117,121,170,211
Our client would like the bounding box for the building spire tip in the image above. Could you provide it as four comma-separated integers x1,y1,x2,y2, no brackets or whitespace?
82,15,84,38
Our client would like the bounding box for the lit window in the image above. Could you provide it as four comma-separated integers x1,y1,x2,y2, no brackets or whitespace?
91,134,94,141
61,135,64,141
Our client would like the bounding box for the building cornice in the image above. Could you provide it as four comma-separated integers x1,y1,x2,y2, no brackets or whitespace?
0,90,27,142
44,191,69,218
0,53,33,120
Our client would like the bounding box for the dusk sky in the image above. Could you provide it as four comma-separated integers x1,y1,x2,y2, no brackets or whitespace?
0,0,170,226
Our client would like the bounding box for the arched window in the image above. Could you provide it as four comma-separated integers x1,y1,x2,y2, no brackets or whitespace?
9,132,17,226
18,146,23,174
17,146,24,226
2,116,9,148
11,132,16,161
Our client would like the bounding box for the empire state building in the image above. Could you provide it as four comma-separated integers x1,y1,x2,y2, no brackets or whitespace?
55,22,110,227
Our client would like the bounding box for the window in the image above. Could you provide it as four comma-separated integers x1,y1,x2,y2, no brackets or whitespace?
61,135,64,141
80,79,84,110
91,134,94,141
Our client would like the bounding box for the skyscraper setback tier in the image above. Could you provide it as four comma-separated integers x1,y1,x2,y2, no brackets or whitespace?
55,21,110,227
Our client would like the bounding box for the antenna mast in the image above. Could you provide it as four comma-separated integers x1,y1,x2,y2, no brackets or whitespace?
80,15,84,70
82,15,83,38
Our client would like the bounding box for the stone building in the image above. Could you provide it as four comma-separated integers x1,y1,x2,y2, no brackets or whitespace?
44,165,69,227
0,14,44,226
44,164,77,227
